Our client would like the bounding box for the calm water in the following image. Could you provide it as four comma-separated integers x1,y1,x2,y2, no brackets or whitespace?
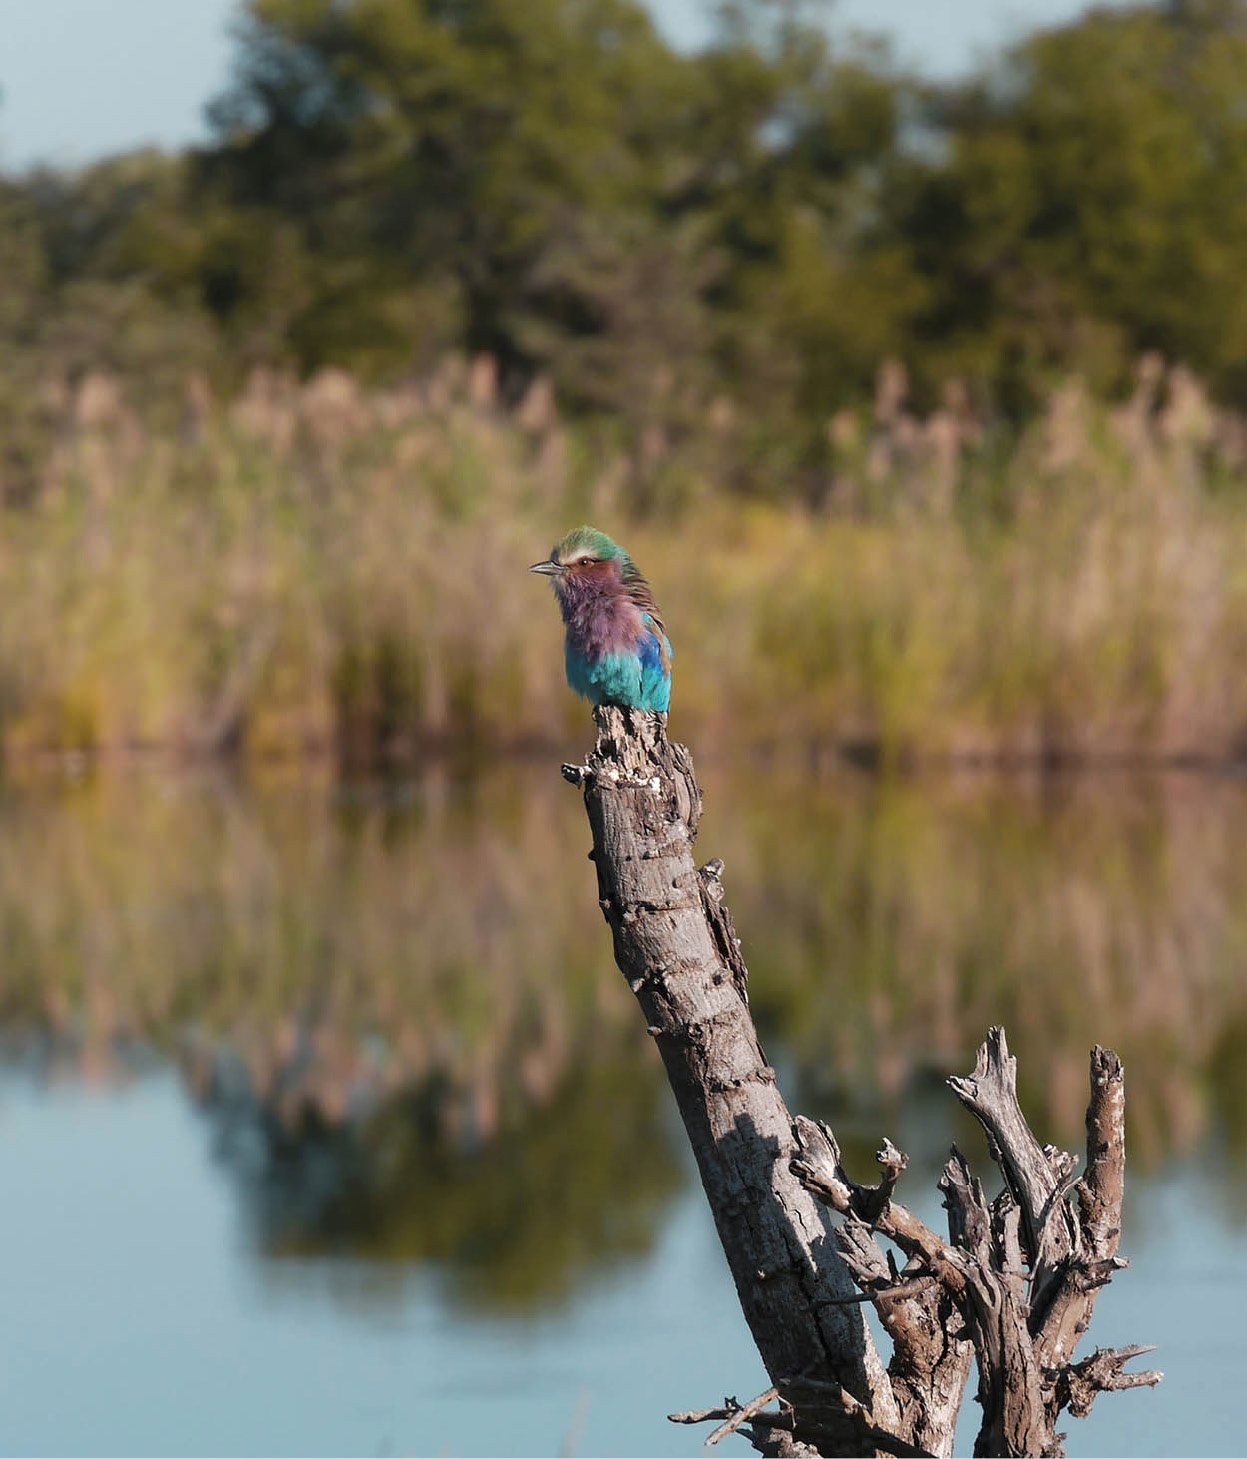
0,760,1244,1456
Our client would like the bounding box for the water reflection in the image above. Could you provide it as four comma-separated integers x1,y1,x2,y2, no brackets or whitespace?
2,758,1247,1325
711,766,1247,1171
195,1041,682,1311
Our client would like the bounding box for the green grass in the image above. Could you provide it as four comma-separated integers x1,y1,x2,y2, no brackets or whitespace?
4,358,1247,764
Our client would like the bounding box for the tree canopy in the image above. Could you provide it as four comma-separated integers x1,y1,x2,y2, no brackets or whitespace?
5,0,1247,457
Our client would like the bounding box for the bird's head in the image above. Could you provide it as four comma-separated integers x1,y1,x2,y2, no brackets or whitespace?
529,526,631,597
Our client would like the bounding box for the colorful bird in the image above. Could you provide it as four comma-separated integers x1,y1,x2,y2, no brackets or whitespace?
529,526,673,712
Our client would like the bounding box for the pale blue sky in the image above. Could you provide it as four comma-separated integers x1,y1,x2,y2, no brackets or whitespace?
0,0,1097,171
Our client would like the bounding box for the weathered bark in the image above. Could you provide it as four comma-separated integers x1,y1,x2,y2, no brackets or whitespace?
790,1041,1161,1458
566,708,1159,1457
564,707,897,1455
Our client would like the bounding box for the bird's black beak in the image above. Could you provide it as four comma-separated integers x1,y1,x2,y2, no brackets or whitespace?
529,559,562,576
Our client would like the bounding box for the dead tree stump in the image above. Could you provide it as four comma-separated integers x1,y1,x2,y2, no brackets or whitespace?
565,708,1160,1457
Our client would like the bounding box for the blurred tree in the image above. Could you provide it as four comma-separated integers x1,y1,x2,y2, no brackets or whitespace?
10,0,1247,457
0,177,53,500
690,15,923,447
0,0,919,464
0,176,44,339
891,0,1247,404
196,0,917,454
203,0,705,397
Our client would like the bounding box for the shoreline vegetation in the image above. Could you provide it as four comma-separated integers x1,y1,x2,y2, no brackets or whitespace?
4,354,1247,769
7,1,1247,771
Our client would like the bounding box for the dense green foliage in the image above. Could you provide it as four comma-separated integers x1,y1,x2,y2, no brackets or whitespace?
7,0,1247,477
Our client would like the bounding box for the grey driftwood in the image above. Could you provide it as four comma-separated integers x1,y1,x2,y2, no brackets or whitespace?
563,706,1160,1457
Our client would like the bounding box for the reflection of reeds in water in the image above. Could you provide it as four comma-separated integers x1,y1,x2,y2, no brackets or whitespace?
3,762,1247,1307
708,766,1247,1168
6,764,1247,1165
0,767,631,1139
197,1039,681,1313
0,766,682,1311
7,357,1247,761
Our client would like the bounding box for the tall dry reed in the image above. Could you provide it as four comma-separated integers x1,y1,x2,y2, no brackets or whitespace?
4,354,1247,762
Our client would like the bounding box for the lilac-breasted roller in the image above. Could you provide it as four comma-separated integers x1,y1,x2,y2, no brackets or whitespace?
529,526,673,712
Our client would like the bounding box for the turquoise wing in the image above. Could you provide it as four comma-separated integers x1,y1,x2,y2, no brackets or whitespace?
565,619,672,710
